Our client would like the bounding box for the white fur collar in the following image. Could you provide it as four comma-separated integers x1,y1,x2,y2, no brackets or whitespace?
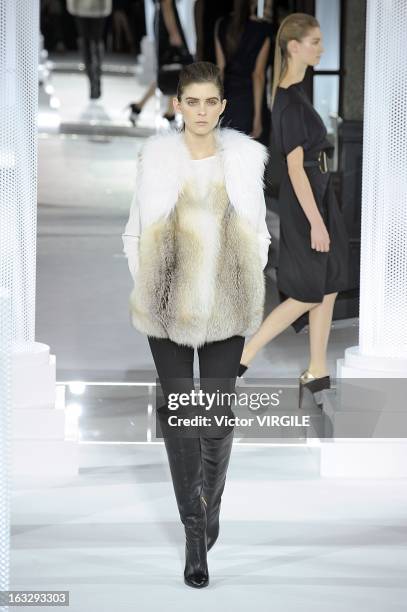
137,127,268,229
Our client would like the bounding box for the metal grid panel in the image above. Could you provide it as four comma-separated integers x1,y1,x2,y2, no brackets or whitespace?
0,290,11,611
0,0,39,349
359,0,407,357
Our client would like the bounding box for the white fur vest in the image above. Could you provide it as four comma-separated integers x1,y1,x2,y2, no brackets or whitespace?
122,127,271,348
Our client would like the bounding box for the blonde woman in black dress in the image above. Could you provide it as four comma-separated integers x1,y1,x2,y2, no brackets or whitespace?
238,13,349,404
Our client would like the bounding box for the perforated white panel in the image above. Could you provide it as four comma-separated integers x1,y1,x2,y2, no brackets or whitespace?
0,289,11,611
359,0,407,358
0,0,39,349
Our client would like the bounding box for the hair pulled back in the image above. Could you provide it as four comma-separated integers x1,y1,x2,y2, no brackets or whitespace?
271,12,319,107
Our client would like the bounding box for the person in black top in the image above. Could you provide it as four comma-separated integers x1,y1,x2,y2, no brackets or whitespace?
214,0,274,145
195,0,234,63
238,12,350,404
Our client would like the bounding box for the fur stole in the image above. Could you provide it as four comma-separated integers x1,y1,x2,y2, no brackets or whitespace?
136,127,269,231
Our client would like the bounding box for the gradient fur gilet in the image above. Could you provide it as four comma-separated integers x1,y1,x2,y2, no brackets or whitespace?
129,179,265,348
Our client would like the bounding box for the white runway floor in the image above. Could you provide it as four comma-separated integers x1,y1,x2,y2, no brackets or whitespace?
11,443,407,611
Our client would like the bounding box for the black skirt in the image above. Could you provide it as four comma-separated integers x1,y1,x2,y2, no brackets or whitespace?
277,165,350,333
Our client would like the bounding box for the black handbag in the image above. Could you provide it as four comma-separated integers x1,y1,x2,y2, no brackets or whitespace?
154,0,194,95
157,45,194,95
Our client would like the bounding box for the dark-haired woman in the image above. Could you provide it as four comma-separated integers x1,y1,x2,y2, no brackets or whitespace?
238,13,350,405
122,61,271,588
214,0,275,145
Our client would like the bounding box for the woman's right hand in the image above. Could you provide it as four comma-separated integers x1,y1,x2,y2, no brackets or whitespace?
310,220,330,252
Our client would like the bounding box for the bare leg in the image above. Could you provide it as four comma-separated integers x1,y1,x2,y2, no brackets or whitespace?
133,81,156,109
166,97,175,115
161,0,184,46
307,292,338,377
240,297,319,366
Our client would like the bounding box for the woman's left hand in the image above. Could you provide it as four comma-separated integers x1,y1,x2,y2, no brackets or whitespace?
250,118,262,139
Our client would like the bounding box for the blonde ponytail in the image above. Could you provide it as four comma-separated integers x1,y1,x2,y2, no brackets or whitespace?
271,13,320,109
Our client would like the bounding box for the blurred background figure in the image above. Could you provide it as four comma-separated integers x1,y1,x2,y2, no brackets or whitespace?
40,0,66,53
127,0,194,126
127,0,148,56
67,0,112,100
215,0,276,145
156,0,193,65
111,0,137,54
194,0,233,63
154,0,194,121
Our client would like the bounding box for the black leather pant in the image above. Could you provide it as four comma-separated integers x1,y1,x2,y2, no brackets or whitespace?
148,334,245,437
148,334,245,551
75,17,106,98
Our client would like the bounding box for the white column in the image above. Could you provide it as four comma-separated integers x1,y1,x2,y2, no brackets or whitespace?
0,290,11,611
0,0,37,345
0,0,78,480
321,0,407,478
337,0,407,378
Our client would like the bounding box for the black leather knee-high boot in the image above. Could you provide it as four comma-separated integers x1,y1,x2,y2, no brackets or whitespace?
88,39,102,99
200,429,234,551
78,36,93,92
158,408,209,588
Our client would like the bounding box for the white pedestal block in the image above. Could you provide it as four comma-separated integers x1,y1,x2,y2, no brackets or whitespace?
12,439,79,479
319,385,407,478
12,407,66,440
12,342,56,408
337,346,407,379
320,439,407,478
12,342,79,479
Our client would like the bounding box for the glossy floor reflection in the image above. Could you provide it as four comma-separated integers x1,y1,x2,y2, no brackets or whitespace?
64,381,326,444
11,438,407,611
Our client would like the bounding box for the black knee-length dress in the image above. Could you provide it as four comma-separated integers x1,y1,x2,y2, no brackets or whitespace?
271,81,350,332
217,15,274,145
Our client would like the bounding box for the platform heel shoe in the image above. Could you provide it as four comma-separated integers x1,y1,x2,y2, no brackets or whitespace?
200,429,234,551
183,495,208,588
125,102,142,126
237,363,248,377
158,415,209,588
298,370,331,409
